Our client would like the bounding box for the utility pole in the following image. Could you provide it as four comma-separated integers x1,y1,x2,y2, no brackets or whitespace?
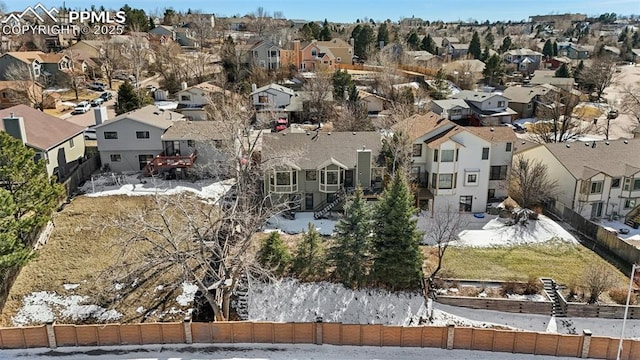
616,263,639,360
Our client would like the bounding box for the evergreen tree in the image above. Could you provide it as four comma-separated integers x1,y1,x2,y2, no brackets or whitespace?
431,68,451,100
555,63,571,78
116,80,151,114
332,69,354,101
573,60,585,87
120,5,150,31
483,54,505,86
499,36,512,53
0,189,32,271
406,30,420,50
370,172,423,290
319,19,332,41
484,31,495,49
258,231,291,276
329,187,373,288
469,31,482,59
0,132,64,247
552,41,558,56
376,23,389,46
542,39,553,57
292,223,326,280
352,24,374,60
480,45,490,62
421,34,435,53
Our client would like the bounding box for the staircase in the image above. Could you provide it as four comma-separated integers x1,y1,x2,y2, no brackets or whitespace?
314,188,347,219
625,214,640,229
541,278,566,317
232,273,249,320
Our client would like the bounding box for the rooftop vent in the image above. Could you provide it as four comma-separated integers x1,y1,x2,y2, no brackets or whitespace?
490,127,494,132
591,142,596,148
605,141,610,145
327,132,331,135
566,144,571,148
585,142,589,146
624,140,628,144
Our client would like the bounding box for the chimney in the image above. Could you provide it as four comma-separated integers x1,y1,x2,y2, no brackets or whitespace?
251,83,257,92
344,89,349,101
181,82,188,90
2,113,27,144
93,106,108,125
350,37,354,46
379,40,385,49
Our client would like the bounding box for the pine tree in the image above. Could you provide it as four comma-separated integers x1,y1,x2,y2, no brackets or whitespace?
469,31,482,59
259,231,291,276
406,30,420,51
292,223,326,280
370,172,423,290
484,31,495,49
480,45,490,62
376,23,389,46
555,63,571,78
329,187,372,288
115,80,139,114
499,36,512,53
0,189,32,270
421,34,435,53
542,39,553,57
319,19,332,41
431,68,451,100
483,54,505,87
0,132,64,248
332,69,354,101
552,41,558,56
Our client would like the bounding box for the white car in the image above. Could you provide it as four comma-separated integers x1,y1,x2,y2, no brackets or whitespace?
72,101,91,114
83,128,97,140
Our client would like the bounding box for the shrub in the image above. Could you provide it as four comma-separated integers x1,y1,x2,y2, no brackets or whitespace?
608,288,638,305
522,276,542,295
500,280,520,296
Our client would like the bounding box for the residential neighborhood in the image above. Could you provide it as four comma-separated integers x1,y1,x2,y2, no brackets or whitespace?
0,3,640,359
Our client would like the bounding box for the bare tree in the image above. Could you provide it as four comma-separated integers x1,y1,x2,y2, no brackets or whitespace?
581,262,617,304
577,56,618,101
251,7,271,37
97,41,124,90
423,205,467,285
333,101,373,132
101,97,298,321
301,68,335,123
3,63,45,110
530,90,595,143
62,50,86,100
621,84,640,125
151,42,188,94
509,154,559,209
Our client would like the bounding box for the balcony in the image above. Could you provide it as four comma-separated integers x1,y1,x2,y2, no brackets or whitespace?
143,150,197,176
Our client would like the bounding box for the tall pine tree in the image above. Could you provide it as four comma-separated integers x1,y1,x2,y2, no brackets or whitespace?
329,187,372,289
542,39,553,57
421,34,435,53
370,172,423,290
292,223,326,281
469,31,482,59
0,189,32,270
258,231,291,276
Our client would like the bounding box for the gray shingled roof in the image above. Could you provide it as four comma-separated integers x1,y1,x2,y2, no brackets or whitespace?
261,131,382,170
544,139,640,179
162,121,228,141
95,105,183,130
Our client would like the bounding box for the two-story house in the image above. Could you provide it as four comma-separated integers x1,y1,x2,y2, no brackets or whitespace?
0,104,85,181
0,51,43,82
247,40,282,70
95,105,185,173
452,90,517,125
291,38,354,71
394,112,517,212
175,82,233,121
557,44,591,60
251,83,295,111
503,49,543,75
38,53,76,85
502,85,553,119
261,131,384,216
430,99,472,122
516,139,640,222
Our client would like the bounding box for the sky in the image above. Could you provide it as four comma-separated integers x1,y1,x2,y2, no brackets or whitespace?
4,0,639,23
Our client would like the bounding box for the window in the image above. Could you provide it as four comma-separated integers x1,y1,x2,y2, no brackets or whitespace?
459,196,473,212
110,154,121,162
104,131,118,139
623,178,631,191
441,150,454,162
466,173,478,185
490,165,507,180
138,154,154,170
306,170,317,181
180,95,190,101
438,173,455,189
269,50,278,57
456,149,459,161
451,109,461,116
136,131,150,139
488,188,496,199
311,48,317,57
69,138,74,148
497,101,505,107
336,57,342,62
590,181,603,194
258,95,268,103
634,179,640,191
624,199,636,209
327,171,339,184
412,144,422,157
276,171,291,185
481,147,489,160
506,142,512,152
187,140,196,147
611,178,621,188
526,103,533,109
433,149,438,162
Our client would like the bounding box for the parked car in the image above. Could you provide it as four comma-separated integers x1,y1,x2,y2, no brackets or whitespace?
87,81,106,91
90,98,104,107
607,109,619,119
72,101,91,114
274,118,288,132
83,128,97,140
145,85,157,93
100,92,112,101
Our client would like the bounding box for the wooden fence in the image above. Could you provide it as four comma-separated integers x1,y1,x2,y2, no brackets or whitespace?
436,296,553,315
1,321,639,359
61,155,100,196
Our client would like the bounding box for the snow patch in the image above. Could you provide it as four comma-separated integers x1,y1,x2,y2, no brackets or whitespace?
62,283,80,290
264,213,337,236
176,282,198,306
505,294,548,302
13,291,122,326
136,306,145,314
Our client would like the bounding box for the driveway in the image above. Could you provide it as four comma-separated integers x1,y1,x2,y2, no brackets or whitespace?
598,64,640,139
61,91,117,128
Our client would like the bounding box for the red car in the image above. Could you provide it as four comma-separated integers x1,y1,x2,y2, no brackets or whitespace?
275,118,288,132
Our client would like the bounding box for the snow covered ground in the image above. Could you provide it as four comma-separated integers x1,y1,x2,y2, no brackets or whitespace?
1,343,582,360
79,174,234,201
264,213,337,236
599,219,640,241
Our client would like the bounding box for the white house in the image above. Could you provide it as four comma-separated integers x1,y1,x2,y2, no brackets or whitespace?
395,112,517,212
250,83,295,111
96,105,184,173
516,139,640,221
175,82,233,121
430,99,472,121
452,90,517,126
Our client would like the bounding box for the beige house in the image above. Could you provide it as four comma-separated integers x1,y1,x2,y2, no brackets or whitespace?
516,139,640,221
261,131,384,216
0,104,85,180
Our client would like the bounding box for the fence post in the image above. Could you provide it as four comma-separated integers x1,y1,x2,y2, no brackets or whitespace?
45,322,56,349
315,317,323,345
183,316,192,344
446,323,455,350
581,329,592,358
